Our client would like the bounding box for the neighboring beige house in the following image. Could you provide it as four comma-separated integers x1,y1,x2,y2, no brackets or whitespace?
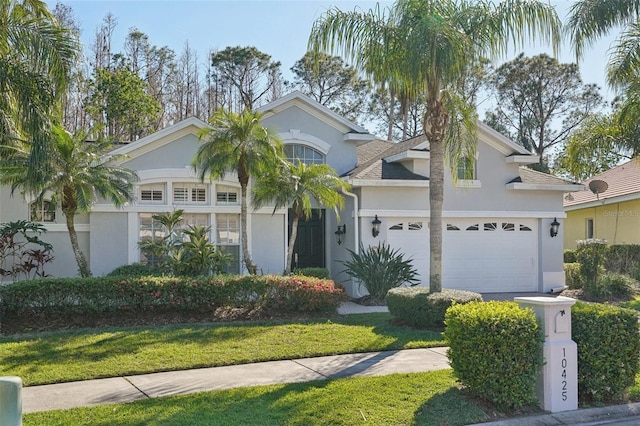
0,92,583,295
564,159,640,249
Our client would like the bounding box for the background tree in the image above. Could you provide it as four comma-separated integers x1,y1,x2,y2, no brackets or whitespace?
193,109,283,275
484,53,602,171
252,161,349,274
309,0,560,292
0,126,137,277
86,64,161,141
0,0,78,179
555,100,640,180
286,52,370,124
210,46,282,111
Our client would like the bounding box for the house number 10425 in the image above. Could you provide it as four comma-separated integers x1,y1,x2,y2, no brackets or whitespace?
561,347,567,401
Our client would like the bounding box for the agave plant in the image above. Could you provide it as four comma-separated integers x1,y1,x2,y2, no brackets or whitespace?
342,242,419,301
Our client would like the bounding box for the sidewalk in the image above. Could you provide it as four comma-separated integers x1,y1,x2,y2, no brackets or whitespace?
17,299,640,425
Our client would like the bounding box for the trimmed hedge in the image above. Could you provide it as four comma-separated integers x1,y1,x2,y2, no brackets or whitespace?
107,263,159,277
444,301,544,410
564,249,577,264
386,287,482,328
572,302,640,403
564,262,582,289
0,275,347,333
292,267,330,279
605,244,640,276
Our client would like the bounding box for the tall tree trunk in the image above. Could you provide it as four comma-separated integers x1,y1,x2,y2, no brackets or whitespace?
64,209,91,277
240,183,257,274
285,214,300,274
425,95,449,293
387,88,395,141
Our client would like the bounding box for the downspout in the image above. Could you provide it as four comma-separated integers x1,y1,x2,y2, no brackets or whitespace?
341,187,359,254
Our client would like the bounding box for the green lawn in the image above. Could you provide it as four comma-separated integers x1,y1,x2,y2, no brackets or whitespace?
24,370,494,426
0,313,443,386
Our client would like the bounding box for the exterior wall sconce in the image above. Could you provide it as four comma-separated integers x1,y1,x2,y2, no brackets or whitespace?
372,215,381,238
335,224,346,245
550,217,560,238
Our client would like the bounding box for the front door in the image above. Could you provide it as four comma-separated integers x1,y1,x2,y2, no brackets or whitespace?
289,209,325,270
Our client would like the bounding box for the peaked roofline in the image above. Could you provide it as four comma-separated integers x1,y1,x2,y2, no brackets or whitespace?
477,122,532,156
109,116,209,158
257,91,372,136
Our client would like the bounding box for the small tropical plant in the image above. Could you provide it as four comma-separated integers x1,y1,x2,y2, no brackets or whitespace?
0,220,54,282
342,242,419,301
138,210,231,277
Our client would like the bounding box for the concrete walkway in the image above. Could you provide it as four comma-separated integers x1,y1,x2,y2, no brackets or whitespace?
16,297,640,424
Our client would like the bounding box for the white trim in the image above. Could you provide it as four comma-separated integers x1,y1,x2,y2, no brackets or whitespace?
350,179,429,187
127,212,138,264
477,122,532,156
258,91,370,134
455,180,481,189
344,133,375,143
40,224,90,232
359,209,567,219
507,183,585,192
385,150,430,163
505,155,540,164
280,130,331,154
108,117,207,162
564,192,640,211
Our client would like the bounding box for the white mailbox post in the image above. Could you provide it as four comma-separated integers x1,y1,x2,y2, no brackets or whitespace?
515,296,577,413
0,376,22,426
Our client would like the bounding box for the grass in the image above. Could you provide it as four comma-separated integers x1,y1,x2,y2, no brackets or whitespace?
0,313,443,386
24,370,494,426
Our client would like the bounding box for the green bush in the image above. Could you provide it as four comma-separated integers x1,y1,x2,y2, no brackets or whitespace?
386,287,482,328
0,275,347,333
584,272,637,301
107,263,159,277
564,263,583,289
342,242,419,301
444,301,544,410
605,244,640,276
564,249,577,264
292,267,329,279
576,239,608,295
572,302,640,402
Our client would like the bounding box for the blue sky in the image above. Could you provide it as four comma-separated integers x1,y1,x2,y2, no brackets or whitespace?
50,0,619,104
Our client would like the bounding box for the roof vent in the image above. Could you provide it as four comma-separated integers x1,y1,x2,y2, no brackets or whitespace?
588,179,608,200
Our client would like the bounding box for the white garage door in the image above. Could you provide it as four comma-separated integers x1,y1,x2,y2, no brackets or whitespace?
385,218,538,293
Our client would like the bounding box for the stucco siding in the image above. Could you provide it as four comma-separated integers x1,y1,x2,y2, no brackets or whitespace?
45,230,89,278
564,200,640,249
359,187,429,211
251,213,285,275
122,133,200,171
89,212,130,276
262,106,358,175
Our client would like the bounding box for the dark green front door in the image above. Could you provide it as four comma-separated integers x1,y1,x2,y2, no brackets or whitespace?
289,209,325,270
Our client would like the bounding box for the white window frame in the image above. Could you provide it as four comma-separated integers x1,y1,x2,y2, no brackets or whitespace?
173,183,208,205
139,184,165,205
30,200,56,223
216,185,239,205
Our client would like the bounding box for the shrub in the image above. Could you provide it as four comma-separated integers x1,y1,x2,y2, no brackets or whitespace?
342,242,419,301
575,239,607,295
444,301,544,410
107,263,159,277
564,249,577,263
0,275,347,333
386,287,482,328
0,220,54,282
292,267,329,279
605,244,640,276
564,263,582,289
572,302,640,402
583,272,637,301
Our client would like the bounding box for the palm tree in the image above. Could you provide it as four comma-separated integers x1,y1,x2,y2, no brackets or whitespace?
0,126,138,277
252,160,349,274
567,0,640,88
309,0,560,292
193,109,283,275
0,0,78,179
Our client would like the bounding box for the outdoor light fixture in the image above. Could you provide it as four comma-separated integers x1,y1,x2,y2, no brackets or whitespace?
550,217,560,238
372,215,381,238
335,224,346,245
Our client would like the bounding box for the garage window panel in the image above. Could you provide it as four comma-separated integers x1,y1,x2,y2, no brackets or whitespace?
389,223,403,230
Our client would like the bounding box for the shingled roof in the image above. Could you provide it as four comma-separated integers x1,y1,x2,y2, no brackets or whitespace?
346,134,428,180
564,159,640,208
510,167,577,186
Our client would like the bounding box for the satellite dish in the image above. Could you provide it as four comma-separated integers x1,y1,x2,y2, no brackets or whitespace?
588,180,608,200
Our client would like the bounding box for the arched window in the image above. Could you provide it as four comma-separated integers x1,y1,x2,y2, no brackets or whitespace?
284,144,325,165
